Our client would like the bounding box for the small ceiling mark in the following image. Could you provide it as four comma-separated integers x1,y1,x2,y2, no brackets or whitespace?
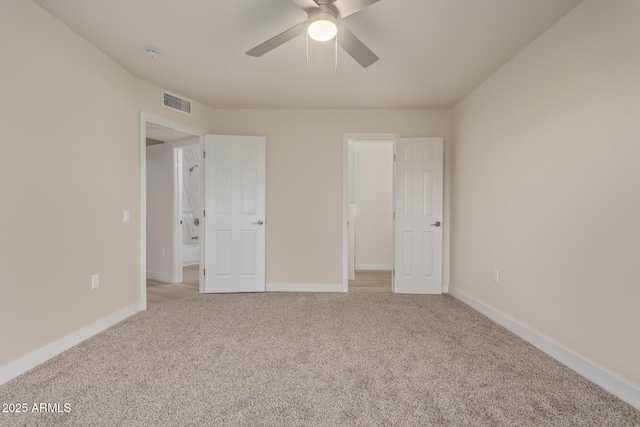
145,48,159,59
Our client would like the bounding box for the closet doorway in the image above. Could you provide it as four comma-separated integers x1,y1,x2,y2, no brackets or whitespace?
345,134,397,292
343,134,444,294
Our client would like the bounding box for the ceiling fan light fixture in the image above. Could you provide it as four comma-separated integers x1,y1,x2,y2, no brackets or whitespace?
308,12,337,42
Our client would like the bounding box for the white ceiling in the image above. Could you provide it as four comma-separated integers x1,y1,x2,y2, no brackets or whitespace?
34,0,582,109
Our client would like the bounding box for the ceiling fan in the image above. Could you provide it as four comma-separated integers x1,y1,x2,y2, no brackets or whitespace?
246,0,381,68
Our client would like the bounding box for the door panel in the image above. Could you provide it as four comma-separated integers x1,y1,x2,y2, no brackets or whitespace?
204,135,266,293
394,138,443,294
214,230,232,276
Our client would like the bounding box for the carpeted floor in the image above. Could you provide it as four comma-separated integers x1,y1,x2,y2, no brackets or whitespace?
1,293,638,426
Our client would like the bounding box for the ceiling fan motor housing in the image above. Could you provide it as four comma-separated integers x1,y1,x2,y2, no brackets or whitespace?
308,9,338,25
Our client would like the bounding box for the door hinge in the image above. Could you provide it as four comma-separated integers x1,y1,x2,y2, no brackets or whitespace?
203,151,206,158
203,210,206,217
393,269,395,276
203,268,206,277
393,212,395,219
393,154,396,161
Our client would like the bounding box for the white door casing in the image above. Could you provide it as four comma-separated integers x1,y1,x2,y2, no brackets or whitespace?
394,138,443,294
348,204,356,280
204,135,266,293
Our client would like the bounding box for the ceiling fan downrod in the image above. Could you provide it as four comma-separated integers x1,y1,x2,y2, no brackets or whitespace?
335,31,338,71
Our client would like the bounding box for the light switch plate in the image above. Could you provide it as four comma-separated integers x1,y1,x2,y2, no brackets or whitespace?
123,210,130,222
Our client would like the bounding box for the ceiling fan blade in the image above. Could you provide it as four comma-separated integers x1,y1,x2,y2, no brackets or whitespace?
246,21,307,57
333,0,381,18
289,0,319,13
337,22,378,68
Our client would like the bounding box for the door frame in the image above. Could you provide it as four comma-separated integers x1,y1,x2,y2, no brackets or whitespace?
342,133,400,292
139,112,208,310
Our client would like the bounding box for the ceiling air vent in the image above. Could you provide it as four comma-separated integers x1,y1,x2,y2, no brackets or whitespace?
162,91,192,115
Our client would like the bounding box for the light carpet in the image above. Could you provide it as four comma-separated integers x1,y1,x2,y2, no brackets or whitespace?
1,293,638,426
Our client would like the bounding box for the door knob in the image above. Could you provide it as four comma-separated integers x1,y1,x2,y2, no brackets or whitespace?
252,220,264,225
431,221,441,227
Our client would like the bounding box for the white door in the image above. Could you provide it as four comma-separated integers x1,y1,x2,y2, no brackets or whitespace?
394,138,443,294
203,135,266,293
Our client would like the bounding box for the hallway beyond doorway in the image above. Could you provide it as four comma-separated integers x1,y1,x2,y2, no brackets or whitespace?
147,265,199,305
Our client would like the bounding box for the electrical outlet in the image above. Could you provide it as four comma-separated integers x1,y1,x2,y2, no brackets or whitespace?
123,210,130,223
162,248,166,258
493,268,499,283
91,274,99,289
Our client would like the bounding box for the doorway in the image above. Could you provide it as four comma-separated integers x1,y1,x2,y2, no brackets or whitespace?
348,139,394,292
342,134,444,294
343,133,398,292
139,113,207,310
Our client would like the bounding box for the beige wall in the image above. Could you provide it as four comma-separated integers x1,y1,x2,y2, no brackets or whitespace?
0,0,214,366
208,109,451,286
451,0,640,388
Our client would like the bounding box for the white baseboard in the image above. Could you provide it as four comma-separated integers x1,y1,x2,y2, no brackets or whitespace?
147,271,173,282
355,264,393,271
266,283,343,293
0,303,138,386
449,286,640,410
